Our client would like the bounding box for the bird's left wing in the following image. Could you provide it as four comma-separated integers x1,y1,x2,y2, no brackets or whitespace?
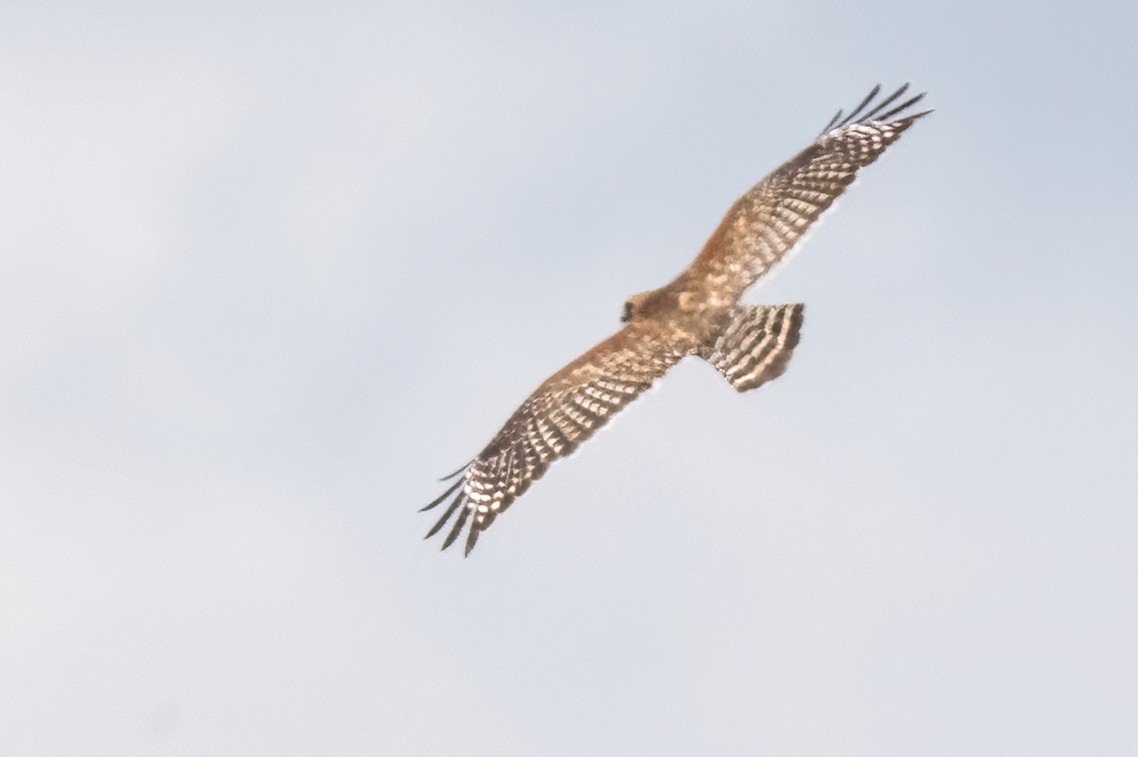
422,324,690,555
685,83,931,301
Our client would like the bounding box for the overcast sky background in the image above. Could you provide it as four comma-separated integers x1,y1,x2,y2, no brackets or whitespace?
3,2,1137,754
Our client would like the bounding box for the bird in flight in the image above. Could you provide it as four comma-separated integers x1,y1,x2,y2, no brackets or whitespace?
422,84,930,555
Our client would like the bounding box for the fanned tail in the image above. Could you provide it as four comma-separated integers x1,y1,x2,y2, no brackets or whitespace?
704,304,804,392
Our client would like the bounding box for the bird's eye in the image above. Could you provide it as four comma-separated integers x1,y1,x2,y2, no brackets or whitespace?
621,301,633,322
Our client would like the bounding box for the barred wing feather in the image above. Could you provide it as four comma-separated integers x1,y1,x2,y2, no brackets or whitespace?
688,84,930,299
422,325,688,555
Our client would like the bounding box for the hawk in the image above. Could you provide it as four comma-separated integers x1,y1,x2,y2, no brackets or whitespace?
422,84,930,555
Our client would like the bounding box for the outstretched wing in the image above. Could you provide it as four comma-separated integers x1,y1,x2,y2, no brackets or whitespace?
687,83,931,300
422,324,690,555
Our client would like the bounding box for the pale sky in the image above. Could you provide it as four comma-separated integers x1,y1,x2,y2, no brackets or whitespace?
3,2,1137,754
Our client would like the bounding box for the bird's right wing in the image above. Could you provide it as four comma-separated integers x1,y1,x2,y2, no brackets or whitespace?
686,84,931,301
422,323,691,555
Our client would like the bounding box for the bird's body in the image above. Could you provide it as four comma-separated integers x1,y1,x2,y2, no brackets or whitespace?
422,84,931,555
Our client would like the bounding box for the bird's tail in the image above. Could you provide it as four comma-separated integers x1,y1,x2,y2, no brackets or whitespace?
702,304,804,392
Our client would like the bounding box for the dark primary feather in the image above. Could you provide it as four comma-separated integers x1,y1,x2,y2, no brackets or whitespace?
436,463,469,482
818,83,929,136
833,83,883,130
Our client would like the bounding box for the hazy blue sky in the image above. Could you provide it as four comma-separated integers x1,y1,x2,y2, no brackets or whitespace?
3,2,1137,754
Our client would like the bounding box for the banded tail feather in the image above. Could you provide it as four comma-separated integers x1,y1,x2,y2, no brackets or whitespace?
705,304,804,392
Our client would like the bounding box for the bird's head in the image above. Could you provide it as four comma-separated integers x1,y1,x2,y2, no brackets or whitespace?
620,291,655,323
